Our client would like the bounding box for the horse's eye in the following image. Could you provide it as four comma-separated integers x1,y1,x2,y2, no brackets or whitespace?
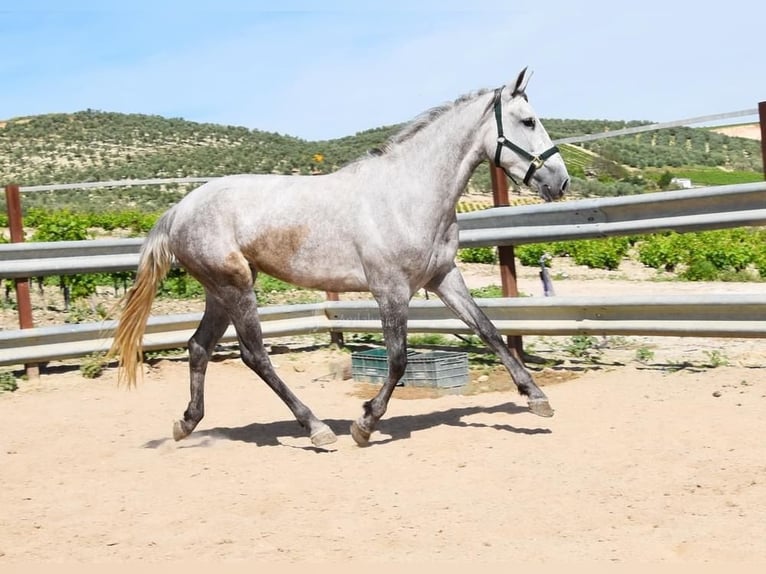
522,118,536,128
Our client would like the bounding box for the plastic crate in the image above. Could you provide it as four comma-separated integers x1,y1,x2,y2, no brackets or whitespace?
350,348,416,385
404,351,469,388
351,349,469,388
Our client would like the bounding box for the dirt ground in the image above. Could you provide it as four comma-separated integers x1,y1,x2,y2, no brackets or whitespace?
1,260,765,564
710,123,761,141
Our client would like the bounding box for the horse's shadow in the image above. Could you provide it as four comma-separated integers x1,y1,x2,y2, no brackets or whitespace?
142,401,551,450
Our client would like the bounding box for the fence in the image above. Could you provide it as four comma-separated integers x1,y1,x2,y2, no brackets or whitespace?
2,103,765,371
3,295,765,367
2,181,766,278
2,180,766,368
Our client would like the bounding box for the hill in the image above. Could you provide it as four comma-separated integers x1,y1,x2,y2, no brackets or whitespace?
0,110,762,213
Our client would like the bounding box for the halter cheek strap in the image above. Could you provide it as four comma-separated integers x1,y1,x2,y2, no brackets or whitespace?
493,87,560,186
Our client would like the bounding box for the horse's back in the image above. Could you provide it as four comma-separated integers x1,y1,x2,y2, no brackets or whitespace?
168,173,370,292
178,173,355,224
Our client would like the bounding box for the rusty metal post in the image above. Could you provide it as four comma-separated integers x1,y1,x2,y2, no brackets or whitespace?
4,184,39,380
759,101,766,179
325,291,344,347
488,163,524,361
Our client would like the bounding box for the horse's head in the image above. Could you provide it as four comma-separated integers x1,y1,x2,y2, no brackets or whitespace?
486,68,569,201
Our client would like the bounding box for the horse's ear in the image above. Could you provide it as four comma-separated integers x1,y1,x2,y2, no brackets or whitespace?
512,67,532,97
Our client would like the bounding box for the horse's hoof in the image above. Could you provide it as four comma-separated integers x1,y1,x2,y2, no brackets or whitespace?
310,425,338,447
528,398,555,417
350,420,372,447
172,420,189,441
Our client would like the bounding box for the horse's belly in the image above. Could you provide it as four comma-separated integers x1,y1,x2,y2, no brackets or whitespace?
264,264,369,293
242,239,368,292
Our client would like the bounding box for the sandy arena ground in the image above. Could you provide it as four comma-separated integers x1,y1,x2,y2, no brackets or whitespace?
1,260,765,564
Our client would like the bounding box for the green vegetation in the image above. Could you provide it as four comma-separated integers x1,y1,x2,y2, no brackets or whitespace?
634,346,655,364
0,111,762,217
458,247,497,265
80,353,107,379
541,119,762,172
0,371,18,392
703,350,729,368
650,167,763,187
1,110,763,310
469,285,505,298
408,334,450,346
515,229,766,281
637,229,766,281
517,237,631,272
563,335,604,361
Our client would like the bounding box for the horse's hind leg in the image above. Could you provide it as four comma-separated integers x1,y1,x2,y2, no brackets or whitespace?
427,265,554,417
173,294,230,440
226,287,337,447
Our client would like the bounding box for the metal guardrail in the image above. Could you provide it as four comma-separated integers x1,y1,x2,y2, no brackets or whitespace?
458,181,766,246
1,181,765,368
2,296,765,367
2,182,765,278
0,238,145,277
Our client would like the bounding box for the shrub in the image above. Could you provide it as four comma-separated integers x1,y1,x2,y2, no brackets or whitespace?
638,229,762,280
637,232,694,272
458,247,497,265
570,237,629,270
694,229,755,273
681,258,719,281
157,268,204,299
29,210,99,304
0,371,18,393
516,243,554,267
80,354,106,379
563,335,603,360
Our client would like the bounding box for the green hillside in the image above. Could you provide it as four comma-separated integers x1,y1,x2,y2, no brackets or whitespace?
0,110,762,213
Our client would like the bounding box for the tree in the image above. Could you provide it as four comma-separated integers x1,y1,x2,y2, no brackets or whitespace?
657,170,674,190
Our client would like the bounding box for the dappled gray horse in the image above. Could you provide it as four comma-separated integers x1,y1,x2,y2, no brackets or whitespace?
110,68,570,447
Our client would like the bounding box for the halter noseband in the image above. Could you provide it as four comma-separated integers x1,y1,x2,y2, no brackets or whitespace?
493,86,560,186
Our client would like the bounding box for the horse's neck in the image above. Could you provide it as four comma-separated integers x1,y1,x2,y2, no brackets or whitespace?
385,95,490,207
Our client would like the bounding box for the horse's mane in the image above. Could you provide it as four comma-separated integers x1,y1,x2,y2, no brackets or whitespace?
366,88,495,157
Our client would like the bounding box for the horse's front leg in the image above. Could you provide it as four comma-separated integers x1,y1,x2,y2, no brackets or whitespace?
351,289,411,446
427,265,554,417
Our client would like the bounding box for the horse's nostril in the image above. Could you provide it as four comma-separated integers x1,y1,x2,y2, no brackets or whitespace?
561,178,570,195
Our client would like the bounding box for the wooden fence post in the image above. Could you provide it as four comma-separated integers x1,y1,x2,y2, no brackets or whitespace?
488,163,524,361
4,184,39,380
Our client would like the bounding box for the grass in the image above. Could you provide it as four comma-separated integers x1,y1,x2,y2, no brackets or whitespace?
658,167,763,186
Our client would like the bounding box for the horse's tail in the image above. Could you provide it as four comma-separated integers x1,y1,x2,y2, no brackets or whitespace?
109,208,177,387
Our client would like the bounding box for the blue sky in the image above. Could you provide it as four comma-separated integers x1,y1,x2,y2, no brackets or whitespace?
1,0,764,140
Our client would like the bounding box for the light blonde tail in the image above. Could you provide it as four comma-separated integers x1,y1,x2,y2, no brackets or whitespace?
109,211,175,387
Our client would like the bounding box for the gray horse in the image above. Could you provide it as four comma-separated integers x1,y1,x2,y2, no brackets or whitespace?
110,68,570,447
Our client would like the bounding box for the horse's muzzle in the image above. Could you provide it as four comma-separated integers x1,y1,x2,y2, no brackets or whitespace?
541,176,569,202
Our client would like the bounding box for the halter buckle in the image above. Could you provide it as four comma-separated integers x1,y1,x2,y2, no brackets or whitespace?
531,156,545,170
